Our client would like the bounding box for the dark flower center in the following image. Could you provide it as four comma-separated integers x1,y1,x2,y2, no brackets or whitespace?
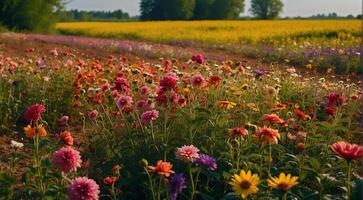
240,180,251,189
277,183,289,190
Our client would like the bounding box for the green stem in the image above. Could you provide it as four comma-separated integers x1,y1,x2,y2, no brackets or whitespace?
189,163,196,200
145,168,156,200
346,161,352,198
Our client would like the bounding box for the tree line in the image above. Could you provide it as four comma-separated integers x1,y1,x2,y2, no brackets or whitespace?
59,10,132,22
140,0,284,20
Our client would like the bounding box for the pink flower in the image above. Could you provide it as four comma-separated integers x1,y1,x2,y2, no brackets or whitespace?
331,142,363,161
52,147,82,173
141,110,159,124
192,54,205,64
228,127,248,138
254,126,280,144
140,86,150,96
261,114,285,125
58,115,69,126
50,49,58,56
68,177,100,200
88,110,98,120
175,145,199,162
117,95,133,109
24,104,46,122
191,74,206,88
101,83,110,92
160,72,178,90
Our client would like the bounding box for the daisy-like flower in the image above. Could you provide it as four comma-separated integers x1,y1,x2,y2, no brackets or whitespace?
59,131,74,146
52,147,82,173
175,145,200,162
117,95,133,109
228,127,248,138
160,72,178,90
254,126,280,144
267,173,299,191
140,110,159,124
10,140,24,149
229,170,260,199
147,160,175,177
261,114,285,125
218,101,237,110
68,177,100,200
191,74,206,88
193,153,217,171
331,141,363,161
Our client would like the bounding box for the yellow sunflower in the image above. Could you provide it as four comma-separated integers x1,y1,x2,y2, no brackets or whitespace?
229,170,260,199
267,173,299,191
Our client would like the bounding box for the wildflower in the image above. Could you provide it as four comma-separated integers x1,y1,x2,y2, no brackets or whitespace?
88,110,98,120
265,86,277,97
103,176,118,185
10,140,24,149
191,74,206,88
331,142,363,161
24,125,36,138
59,131,74,146
147,160,175,177
294,109,311,121
191,54,205,64
117,95,133,109
160,72,178,90
175,145,200,162
218,101,237,110
228,127,248,138
261,114,284,125
254,69,268,77
68,177,100,200
267,173,299,191
229,170,260,199
325,106,337,116
194,154,217,171
37,124,47,137
169,174,186,200
59,115,69,126
254,126,280,144
140,110,159,124
140,85,150,96
24,104,46,122
52,147,82,173
208,75,222,86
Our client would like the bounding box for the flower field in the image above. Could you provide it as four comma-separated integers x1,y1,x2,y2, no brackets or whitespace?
0,33,362,200
57,20,362,74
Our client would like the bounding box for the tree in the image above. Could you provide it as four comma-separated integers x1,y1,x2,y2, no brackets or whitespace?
193,0,215,19
0,0,63,32
250,0,283,19
211,0,244,19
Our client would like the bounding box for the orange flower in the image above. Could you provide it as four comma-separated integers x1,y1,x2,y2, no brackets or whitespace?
59,131,74,145
294,109,311,121
218,101,237,110
254,126,280,144
37,124,47,137
147,160,175,177
24,125,36,138
103,176,118,185
261,114,285,125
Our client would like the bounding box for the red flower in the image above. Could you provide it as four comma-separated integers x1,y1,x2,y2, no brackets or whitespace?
228,127,248,138
24,104,46,122
103,176,118,185
325,106,337,116
59,131,74,146
294,109,310,121
331,142,363,160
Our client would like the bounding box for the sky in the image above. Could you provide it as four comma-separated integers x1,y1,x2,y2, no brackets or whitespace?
65,0,362,17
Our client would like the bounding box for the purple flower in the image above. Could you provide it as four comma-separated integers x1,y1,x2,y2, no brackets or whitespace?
254,69,268,77
193,153,217,171
168,174,186,200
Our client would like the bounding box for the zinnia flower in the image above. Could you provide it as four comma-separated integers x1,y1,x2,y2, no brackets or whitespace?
160,72,178,90
193,154,217,171
68,177,100,200
175,145,199,162
261,114,285,125
140,110,159,124
24,125,36,138
191,74,206,88
52,147,82,173
147,160,175,177
103,176,118,185
228,127,248,138
254,126,280,144
331,141,363,161
191,54,205,64
117,95,133,109
267,173,299,191
24,104,46,122
88,110,98,120
169,174,186,200
229,170,260,199
59,131,74,146
294,109,311,121
59,115,69,125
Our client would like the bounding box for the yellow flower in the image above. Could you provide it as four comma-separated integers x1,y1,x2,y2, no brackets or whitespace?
24,125,36,138
218,101,237,110
267,173,299,191
37,124,47,137
247,103,259,112
229,170,260,199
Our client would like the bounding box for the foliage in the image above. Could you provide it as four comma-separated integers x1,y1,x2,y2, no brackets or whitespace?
250,0,283,19
59,9,131,22
0,0,64,32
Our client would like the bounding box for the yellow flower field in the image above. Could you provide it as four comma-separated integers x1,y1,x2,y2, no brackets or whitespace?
56,20,361,46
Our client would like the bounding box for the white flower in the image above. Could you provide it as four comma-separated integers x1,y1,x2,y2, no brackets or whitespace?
11,140,24,149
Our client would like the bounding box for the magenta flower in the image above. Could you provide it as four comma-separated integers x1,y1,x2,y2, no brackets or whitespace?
192,54,205,64
52,147,82,173
176,145,200,162
140,85,150,96
117,95,133,109
88,110,98,120
58,115,69,126
68,177,100,200
141,110,159,124
24,104,46,122
191,74,206,88
160,72,178,90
